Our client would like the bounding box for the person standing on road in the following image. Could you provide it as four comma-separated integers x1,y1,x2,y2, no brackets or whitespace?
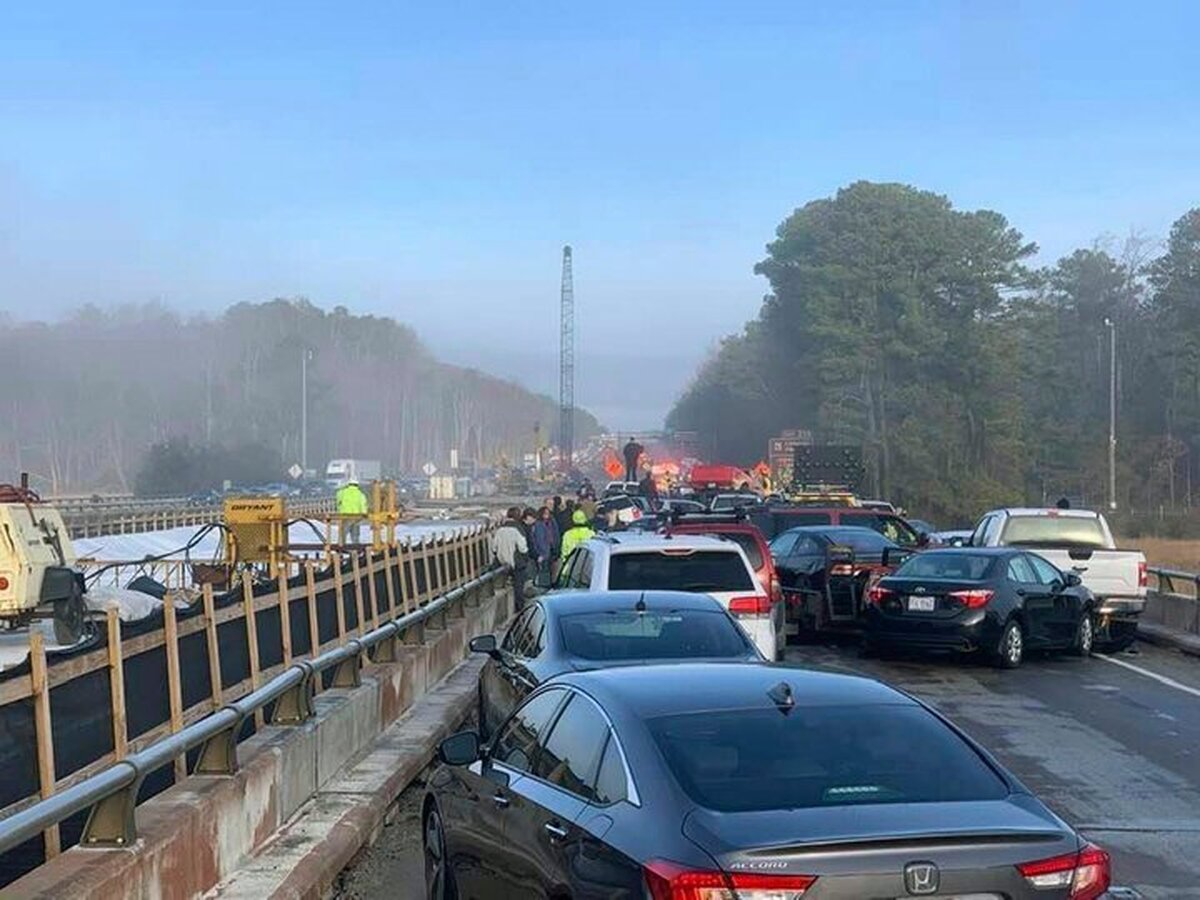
622,437,644,483
560,509,595,560
531,506,559,588
556,498,576,537
491,506,530,611
639,470,660,509
335,478,369,543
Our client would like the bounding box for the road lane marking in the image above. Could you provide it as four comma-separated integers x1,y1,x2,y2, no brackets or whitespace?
1095,653,1200,699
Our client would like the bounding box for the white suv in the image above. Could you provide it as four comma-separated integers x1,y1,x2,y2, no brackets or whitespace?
555,532,782,660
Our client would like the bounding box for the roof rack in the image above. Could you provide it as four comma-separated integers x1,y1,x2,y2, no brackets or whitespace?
664,508,750,526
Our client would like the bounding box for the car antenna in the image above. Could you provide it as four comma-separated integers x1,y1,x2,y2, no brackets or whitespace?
767,680,795,715
635,593,647,614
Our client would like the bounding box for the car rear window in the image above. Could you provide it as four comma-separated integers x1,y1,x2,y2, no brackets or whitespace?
608,551,755,592
895,553,996,580
1000,515,1106,547
722,532,764,569
648,705,1007,812
821,527,894,553
559,610,752,661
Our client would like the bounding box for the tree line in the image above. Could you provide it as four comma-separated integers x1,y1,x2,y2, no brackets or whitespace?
667,181,1200,528
0,299,598,494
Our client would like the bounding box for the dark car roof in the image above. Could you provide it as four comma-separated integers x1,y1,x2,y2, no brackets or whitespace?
776,524,899,543
908,547,1017,557
538,589,727,616
556,662,912,719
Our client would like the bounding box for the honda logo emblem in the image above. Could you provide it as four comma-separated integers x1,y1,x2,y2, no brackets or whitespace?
904,861,940,895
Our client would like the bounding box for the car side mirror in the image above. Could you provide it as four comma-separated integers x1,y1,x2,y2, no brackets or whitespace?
469,634,498,657
881,547,892,568
438,730,482,766
1064,572,1082,588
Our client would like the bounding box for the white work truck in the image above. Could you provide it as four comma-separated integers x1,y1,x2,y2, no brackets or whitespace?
968,507,1146,650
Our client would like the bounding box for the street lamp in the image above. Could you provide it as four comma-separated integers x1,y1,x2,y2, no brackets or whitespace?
1104,318,1116,510
301,348,313,474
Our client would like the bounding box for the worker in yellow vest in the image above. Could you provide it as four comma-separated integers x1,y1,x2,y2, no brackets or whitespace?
336,478,369,543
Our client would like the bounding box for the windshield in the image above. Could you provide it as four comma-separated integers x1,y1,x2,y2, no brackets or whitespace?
895,553,996,580
559,610,752,661
648,705,1007,812
608,551,755,592
1000,515,1107,547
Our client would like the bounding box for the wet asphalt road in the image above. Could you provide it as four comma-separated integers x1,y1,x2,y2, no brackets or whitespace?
338,640,1200,899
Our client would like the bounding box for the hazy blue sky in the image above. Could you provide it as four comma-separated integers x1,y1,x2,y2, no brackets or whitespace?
2,1,1198,428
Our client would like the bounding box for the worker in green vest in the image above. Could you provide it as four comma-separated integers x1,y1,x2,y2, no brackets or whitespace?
336,478,369,543
560,509,595,560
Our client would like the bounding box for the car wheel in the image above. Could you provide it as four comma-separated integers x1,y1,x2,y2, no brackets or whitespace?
995,620,1024,669
424,804,457,900
1070,611,1095,657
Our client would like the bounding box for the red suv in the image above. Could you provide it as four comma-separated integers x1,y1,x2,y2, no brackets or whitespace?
663,516,782,606
750,506,927,549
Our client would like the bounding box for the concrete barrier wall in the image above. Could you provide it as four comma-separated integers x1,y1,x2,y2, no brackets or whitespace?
7,579,513,900
1145,590,1200,635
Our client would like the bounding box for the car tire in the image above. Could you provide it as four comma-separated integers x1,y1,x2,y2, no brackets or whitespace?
424,803,458,900
994,619,1024,669
1070,610,1095,657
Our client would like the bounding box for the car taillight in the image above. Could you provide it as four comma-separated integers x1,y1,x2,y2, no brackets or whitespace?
1016,843,1111,899
644,859,815,900
949,589,994,608
769,574,783,604
867,585,893,604
728,595,771,616
1138,560,1147,588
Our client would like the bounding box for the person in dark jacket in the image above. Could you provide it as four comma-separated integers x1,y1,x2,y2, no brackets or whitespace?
623,437,644,483
639,471,659,508
556,498,577,537
531,506,559,588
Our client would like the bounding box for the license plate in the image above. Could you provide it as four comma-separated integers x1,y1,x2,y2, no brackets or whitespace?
907,595,936,612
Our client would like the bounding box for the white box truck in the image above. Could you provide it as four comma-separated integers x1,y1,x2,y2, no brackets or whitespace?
325,459,382,487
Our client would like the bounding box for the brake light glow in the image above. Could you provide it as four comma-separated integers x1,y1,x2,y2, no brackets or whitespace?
728,595,771,616
1137,560,1147,588
769,574,783,604
867,585,893,604
1016,843,1110,899
644,859,815,900
949,589,994,609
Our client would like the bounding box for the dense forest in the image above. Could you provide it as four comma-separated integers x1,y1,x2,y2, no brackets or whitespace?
667,182,1200,526
0,299,598,494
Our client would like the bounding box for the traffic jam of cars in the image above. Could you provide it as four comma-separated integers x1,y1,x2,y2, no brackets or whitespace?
421,452,1144,898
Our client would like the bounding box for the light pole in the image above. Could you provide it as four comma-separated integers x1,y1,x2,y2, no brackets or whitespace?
301,348,312,474
1104,317,1117,510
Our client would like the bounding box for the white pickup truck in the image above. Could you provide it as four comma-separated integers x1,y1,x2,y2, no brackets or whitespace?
967,507,1146,651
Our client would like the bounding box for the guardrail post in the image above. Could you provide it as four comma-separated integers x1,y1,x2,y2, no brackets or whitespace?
400,618,425,645
331,640,363,688
369,624,401,664
30,632,61,859
80,761,142,848
270,662,315,725
193,709,249,776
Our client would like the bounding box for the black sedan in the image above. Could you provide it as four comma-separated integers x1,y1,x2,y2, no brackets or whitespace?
470,590,761,738
864,547,1096,667
424,663,1111,898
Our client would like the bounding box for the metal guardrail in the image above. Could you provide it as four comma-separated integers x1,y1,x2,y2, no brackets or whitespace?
1147,566,1200,597
1145,566,1200,636
0,566,507,855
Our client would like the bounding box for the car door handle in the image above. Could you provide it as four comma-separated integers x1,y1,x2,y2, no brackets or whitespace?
492,793,510,809
543,821,568,841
